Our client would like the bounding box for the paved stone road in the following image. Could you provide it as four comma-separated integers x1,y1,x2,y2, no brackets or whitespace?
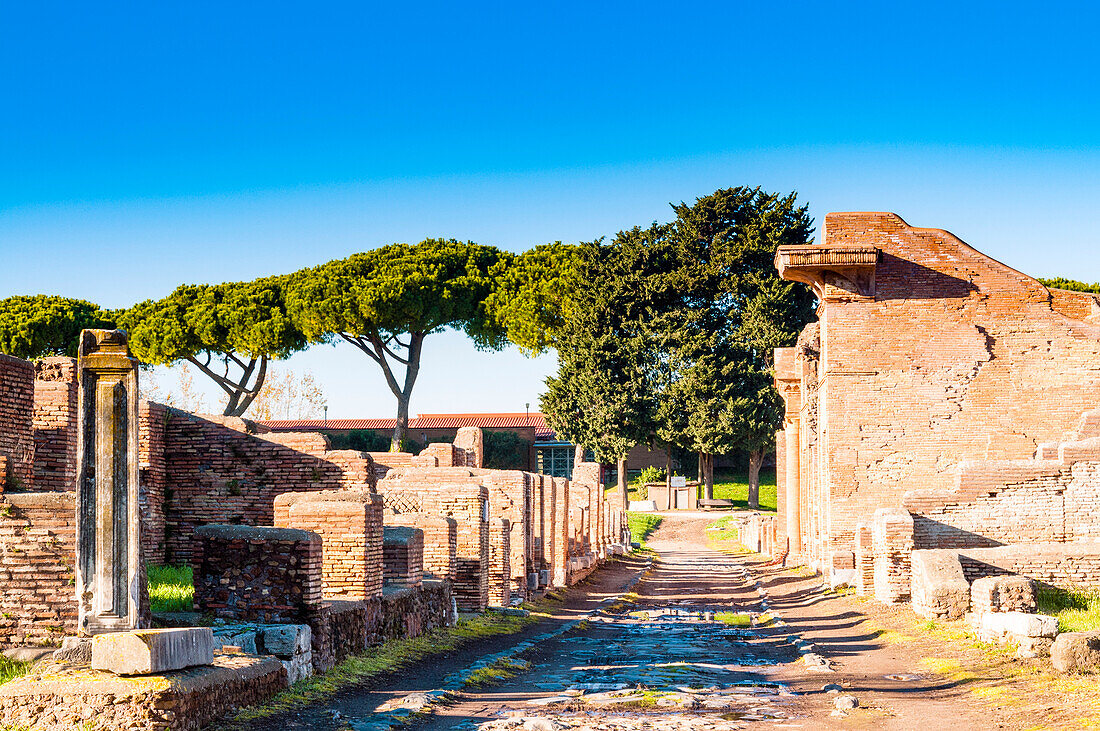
420,522,802,730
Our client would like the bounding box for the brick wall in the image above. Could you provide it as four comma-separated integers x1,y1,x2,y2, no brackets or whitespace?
31,357,76,493
192,525,323,622
386,513,456,581
0,355,34,492
488,517,510,606
382,526,424,588
377,478,489,611
274,490,384,600
379,466,533,600
775,212,1100,573
872,508,913,604
138,400,168,563
144,404,376,563
957,542,1100,590
0,492,77,648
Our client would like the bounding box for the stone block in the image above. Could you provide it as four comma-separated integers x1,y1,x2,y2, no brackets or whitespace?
1052,630,1100,673
91,627,214,675
829,568,858,589
910,550,969,620
261,624,311,657
213,628,259,655
979,611,1058,643
970,575,1037,615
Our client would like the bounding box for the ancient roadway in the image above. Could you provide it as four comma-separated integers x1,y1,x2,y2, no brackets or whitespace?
249,516,990,731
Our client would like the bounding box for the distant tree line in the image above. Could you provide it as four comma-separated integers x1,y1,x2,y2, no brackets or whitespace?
0,241,570,451
0,186,815,487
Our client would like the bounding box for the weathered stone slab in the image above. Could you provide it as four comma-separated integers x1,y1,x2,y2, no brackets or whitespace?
979,611,1058,642
261,624,311,657
1052,630,1100,673
91,627,214,675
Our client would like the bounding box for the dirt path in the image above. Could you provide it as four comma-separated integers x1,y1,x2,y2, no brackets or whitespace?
419,516,995,730
240,515,1005,730
238,553,650,731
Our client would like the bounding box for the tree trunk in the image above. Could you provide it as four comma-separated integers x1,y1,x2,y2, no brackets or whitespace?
697,451,703,483
665,445,672,490
392,393,410,451
748,449,764,510
617,457,629,512
703,453,714,501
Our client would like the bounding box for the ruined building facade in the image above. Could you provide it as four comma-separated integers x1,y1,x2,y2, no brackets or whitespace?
774,212,1100,596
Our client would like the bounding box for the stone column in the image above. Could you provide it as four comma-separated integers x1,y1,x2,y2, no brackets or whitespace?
76,329,143,634
785,417,802,555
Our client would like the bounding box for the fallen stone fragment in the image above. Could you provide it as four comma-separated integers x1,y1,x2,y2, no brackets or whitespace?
822,683,842,693
52,636,92,665
1052,630,1100,673
834,694,859,710
91,627,214,675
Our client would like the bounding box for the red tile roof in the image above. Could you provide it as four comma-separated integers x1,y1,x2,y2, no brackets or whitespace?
259,412,556,440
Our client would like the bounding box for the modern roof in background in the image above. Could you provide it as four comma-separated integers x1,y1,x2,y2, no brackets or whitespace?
259,412,556,441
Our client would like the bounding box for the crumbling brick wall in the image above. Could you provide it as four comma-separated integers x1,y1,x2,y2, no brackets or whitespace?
0,492,77,648
138,400,168,564
144,403,376,563
274,489,384,600
380,466,533,601
775,212,1100,573
383,526,424,588
0,354,34,492
31,357,76,493
378,479,490,611
386,513,456,581
192,524,323,622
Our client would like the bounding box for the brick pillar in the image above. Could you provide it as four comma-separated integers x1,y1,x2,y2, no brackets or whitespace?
273,490,384,600
785,418,802,555
552,478,569,587
873,508,914,604
488,517,511,606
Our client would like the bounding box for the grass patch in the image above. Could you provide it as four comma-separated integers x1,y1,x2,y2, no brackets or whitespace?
714,611,751,627
1038,585,1100,632
0,657,28,686
626,513,662,547
148,564,194,613
218,609,536,728
710,468,777,512
463,657,531,687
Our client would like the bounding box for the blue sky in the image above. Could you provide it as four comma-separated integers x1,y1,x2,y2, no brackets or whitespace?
2,3,1098,417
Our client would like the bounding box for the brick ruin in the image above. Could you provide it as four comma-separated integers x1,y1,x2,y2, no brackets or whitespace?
772,211,1100,609
0,351,629,651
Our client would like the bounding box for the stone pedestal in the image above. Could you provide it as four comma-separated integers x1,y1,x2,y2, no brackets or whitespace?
76,329,143,635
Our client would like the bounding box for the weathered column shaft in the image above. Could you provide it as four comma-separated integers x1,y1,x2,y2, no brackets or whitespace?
785,418,802,555
76,329,143,634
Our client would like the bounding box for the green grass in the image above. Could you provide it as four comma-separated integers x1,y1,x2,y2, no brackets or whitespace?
147,564,194,613
462,657,531,687
219,610,536,728
714,611,751,627
0,656,28,686
1038,585,1100,632
710,468,777,511
627,468,778,511
627,513,663,547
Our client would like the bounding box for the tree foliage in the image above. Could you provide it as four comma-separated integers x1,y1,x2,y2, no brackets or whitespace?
0,295,114,359
542,186,815,507
1039,277,1100,294
286,239,507,450
117,275,305,416
485,242,582,355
